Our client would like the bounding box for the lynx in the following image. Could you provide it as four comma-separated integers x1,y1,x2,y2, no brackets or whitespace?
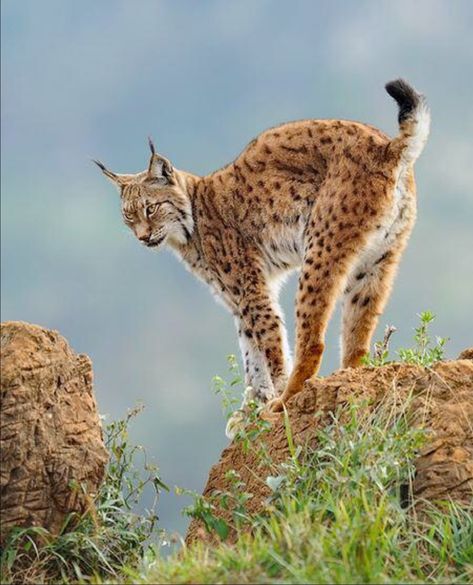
95,79,430,438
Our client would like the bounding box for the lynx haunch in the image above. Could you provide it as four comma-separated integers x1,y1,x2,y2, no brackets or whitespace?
96,79,430,438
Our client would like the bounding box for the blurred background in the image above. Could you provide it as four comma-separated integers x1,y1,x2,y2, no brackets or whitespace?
2,0,472,540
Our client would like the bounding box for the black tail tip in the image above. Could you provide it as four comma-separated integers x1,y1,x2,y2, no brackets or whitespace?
385,79,420,124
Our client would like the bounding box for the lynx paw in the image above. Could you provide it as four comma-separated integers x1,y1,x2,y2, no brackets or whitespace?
225,409,246,440
226,385,277,439
262,396,285,421
242,384,275,406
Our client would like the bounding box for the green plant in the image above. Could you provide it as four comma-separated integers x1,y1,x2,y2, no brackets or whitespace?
363,311,448,368
177,360,277,545
212,470,254,532
213,354,272,459
0,405,168,585
398,311,448,366
233,399,272,458
179,469,255,542
212,354,243,419
362,324,397,367
179,487,231,541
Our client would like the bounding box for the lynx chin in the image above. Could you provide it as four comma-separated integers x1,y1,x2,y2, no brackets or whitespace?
95,79,430,439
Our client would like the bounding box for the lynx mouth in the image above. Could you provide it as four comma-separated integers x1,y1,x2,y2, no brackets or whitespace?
146,234,166,248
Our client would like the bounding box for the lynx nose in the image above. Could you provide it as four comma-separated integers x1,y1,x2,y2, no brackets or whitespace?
135,224,151,243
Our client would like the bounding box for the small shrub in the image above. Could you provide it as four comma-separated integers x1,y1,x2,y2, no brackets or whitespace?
213,354,272,458
212,354,243,419
398,310,448,366
0,405,168,584
363,311,448,367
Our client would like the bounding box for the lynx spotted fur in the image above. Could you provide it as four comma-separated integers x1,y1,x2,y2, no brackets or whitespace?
95,79,430,438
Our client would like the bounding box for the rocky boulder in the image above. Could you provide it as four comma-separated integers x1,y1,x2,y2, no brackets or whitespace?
0,322,108,544
187,352,473,545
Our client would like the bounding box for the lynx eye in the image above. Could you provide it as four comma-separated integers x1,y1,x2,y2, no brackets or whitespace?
147,203,159,217
123,210,134,222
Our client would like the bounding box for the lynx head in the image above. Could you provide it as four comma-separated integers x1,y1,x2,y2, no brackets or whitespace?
94,138,193,249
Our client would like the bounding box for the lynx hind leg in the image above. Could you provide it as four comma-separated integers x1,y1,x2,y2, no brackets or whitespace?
341,199,415,368
341,251,400,368
341,232,412,368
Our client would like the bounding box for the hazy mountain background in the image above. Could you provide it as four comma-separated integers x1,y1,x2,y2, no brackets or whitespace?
2,0,472,540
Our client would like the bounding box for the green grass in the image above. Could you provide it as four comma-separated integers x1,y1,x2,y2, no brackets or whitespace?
140,398,473,584
0,405,168,584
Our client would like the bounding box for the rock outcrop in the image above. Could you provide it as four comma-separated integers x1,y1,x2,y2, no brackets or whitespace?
0,322,108,544
186,351,473,545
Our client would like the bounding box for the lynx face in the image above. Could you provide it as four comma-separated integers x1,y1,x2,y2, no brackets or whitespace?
95,139,193,249
121,179,192,249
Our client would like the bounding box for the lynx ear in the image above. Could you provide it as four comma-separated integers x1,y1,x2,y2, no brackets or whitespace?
92,159,134,188
147,137,174,183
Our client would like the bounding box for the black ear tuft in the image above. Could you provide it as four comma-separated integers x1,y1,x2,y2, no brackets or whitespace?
92,159,107,172
148,136,156,156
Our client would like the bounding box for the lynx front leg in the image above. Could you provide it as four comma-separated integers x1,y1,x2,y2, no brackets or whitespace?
226,294,290,439
236,318,275,404
265,186,385,416
235,291,291,401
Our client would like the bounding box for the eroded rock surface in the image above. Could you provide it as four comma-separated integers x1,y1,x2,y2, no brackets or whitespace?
0,321,108,544
187,350,473,545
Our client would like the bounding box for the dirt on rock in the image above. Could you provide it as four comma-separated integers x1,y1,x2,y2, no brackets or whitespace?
186,352,473,546
0,321,109,544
